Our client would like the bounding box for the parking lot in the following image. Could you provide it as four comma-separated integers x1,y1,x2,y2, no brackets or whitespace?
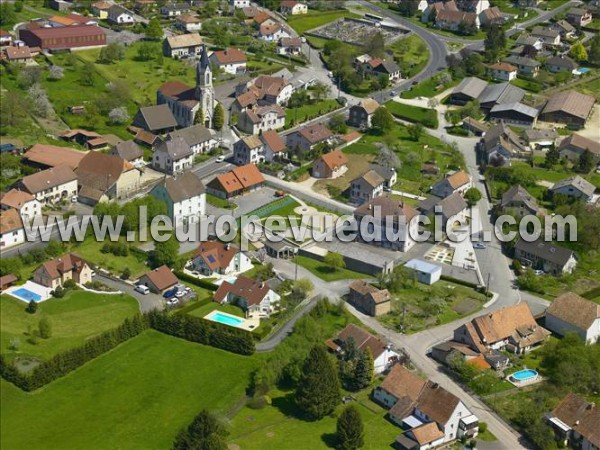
205,186,279,218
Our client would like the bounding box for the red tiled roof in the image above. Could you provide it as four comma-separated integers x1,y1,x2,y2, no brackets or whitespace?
193,241,239,271
214,275,270,306
141,265,178,292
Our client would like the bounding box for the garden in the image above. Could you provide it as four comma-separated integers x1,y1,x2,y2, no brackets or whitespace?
293,255,370,282
384,100,439,128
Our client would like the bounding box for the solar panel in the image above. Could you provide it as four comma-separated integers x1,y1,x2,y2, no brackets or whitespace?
207,255,216,263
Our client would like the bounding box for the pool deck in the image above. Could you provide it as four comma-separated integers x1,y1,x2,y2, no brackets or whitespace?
204,310,260,331
506,372,544,388
5,281,53,303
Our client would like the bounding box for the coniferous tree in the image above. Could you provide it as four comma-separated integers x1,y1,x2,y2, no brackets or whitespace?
172,410,228,450
295,345,341,420
38,317,52,339
336,405,364,450
352,348,374,391
213,104,225,131
578,149,594,173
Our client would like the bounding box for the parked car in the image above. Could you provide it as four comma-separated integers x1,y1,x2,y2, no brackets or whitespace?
175,290,185,299
163,288,177,299
71,195,78,203
473,242,486,249
166,298,179,306
275,190,285,197
216,155,225,162
134,285,150,295
534,269,545,276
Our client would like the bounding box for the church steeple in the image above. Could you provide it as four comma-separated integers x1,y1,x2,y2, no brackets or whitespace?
196,45,212,89
195,45,215,128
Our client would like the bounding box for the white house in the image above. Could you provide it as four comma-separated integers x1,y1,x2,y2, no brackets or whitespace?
152,137,194,175
234,131,287,165
547,393,600,450
430,170,472,199
327,324,399,374
150,171,206,225
0,208,25,250
259,20,290,42
167,124,218,155
161,2,190,17
214,275,281,317
163,33,203,59
209,48,247,75
176,15,202,32
281,0,308,15
107,5,135,25
19,166,78,205
231,0,251,8
190,241,253,277
1,189,43,223
237,105,286,135
545,292,600,344
277,37,302,55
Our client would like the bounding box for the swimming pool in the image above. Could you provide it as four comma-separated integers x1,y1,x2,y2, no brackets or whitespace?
205,311,245,327
510,369,538,382
11,288,42,302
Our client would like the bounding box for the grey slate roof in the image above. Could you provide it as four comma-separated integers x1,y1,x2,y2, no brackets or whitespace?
157,171,205,203
504,55,541,68
135,104,178,132
154,137,193,160
452,77,488,99
532,26,560,39
168,124,215,147
523,129,558,143
111,140,143,162
369,164,396,183
546,55,577,70
515,238,575,266
501,184,539,212
550,176,596,198
418,192,467,218
479,82,525,106
490,102,539,119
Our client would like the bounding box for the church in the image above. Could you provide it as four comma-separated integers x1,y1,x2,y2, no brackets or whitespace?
157,45,216,128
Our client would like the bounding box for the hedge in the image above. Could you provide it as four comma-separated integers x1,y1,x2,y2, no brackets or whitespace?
174,271,219,291
582,286,600,301
440,274,480,289
384,101,439,128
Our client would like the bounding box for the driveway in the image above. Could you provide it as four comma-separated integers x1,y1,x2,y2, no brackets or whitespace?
96,274,163,313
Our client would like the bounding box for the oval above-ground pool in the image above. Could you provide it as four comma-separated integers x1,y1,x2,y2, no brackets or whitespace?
510,369,539,382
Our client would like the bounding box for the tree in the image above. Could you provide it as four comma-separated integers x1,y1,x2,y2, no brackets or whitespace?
376,143,400,168
152,235,180,269
295,345,341,420
569,42,588,62
145,17,163,40
80,63,95,86
578,149,594,173
350,348,374,391
312,82,330,101
464,187,482,206
329,113,348,134
589,34,600,66
136,42,155,62
0,3,16,26
121,267,131,280
0,91,27,127
26,300,38,314
98,43,125,64
544,145,560,168
48,65,64,80
28,84,52,118
336,405,364,450
407,123,424,142
465,53,486,77
324,252,345,271
483,26,506,62
38,317,52,339
213,103,225,130
365,31,385,58
194,107,205,125
377,74,390,90
172,409,228,450
108,106,130,124
371,107,393,134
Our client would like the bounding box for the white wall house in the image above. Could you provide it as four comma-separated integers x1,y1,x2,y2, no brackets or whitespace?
152,137,194,175
19,166,78,205
214,276,281,317
167,124,218,155
190,241,253,277
0,208,25,250
545,292,600,344
150,172,206,225
107,5,135,25
1,189,43,224
231,0,251,8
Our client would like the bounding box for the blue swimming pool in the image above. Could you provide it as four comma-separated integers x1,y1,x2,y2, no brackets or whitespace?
209,312,245,327
511,369,538,382
11,288,42,302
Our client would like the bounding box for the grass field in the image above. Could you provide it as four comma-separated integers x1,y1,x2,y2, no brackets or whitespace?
207,193,236,209
313,153,375,198
293,255,370,282
389,35,430,79
384,101,439,128
401,71,459,99
70,239,150,278
285,100,340,127
0,291,139,362
228,387,401,449
573,75,600,101
287,10,361,34
0,331,260,450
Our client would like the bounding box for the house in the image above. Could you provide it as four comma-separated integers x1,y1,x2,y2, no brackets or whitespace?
558,134,600,163
546,55,578,73
176,14,202,33
488,62,517,81
547,393,600,450
22,144,86,171
75,152,142,205
551,19,576,38
287,123,333,155
19,25,106,50
206,163,265,198
462,117,489,136
479,122,529,165
0,29,13,46
234,135,264,166
503,55,540,78
258,20,290,42
261,129,287,161
231,0,251,8
0,273,18,291
355,54,401,82
531,26,561,47
478,82,525,113
369,164,397,190
33,253,92,289
347,280,392,317
539,91,595,129
4,46,34,64
349,170,385,204
152,137,194,175
405,259,442,285
550,176,596,203
435,10,480,32
189,241,252,276
137,265,178,294
107,5,135,25
546,292,600,344
133,104,178,134
454,303,551,354
161,2,190,18
214,276,280,316
1,189,42,223
277,37,302,55
373,364,479,445
280,0,308,15
354,196,419,252
348,98,380,129
110,140,144,166
150,171,206,224
422,0,459,22
237,104,286,134
312,149,348,179
232,75,294,114
163,33,203,58
210,48,247,74
514,238,578,275
479,6,503,26
500,184,541,217
327,324,399,374
91,1,112,19
48,13,98,27
19,166,78,205
489,102,539,128
61,128,103,146
431,170,472,198
430,341,481,366
457,0,491,14
134,129,160,148
523,129,558,150
566,8,593,27
418,193,468,226
449,77,488,105
515,33,544,51
157,46,215,128
0,209,25,250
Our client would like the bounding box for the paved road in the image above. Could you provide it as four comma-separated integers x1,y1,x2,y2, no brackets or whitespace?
96,274,163,313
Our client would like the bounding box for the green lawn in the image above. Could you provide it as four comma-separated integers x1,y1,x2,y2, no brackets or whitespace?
285,100,339,127
228,388,401,449
287,10,361,34
70,239,150,278
573,75,600,101
401,71,459,99
0,291,139,362
0,330,260,450
511,78,542,93
389,35,430,79
207,193,236,209
186,301,245,319
384,101,439,128
294,255,370,282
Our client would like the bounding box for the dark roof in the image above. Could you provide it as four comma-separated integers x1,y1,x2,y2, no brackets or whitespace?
154,171,205,203
550,175,596,198
489,102,539,119
168,124,215,147
354,196,418,222
111,140,143,162
214,275,271,306
154,137,193,160
558,134,600,155
478,82,525,106
334,324,388,359
515,238,575,266
501,184,539,212
21,25,106,40
546,55,577,70
547,292,600,331
551,393,600,447
542,90,595,121
136,104,178,131
418,192,467,219
504,55,541,68
452,77,487,99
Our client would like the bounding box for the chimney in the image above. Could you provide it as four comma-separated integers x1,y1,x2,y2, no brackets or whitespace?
260,282,264,289
225,243,230,250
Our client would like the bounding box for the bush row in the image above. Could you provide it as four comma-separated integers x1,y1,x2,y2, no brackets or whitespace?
173,271,218,291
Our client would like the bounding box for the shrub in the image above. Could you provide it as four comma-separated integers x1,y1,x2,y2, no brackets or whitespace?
26,300,38,314
52,286,65,298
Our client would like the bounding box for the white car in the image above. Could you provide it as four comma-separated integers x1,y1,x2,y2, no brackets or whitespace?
71,195,78,203
134,285,150,295
166,298,179,305
175,290,185,298
534,270,545,276
216,155,225,163
473,242,486,249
